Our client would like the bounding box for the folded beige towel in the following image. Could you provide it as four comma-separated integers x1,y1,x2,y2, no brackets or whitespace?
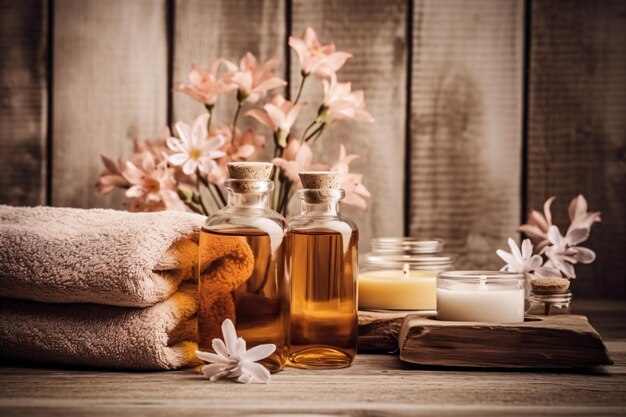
0,205,204,307
0,285,201,370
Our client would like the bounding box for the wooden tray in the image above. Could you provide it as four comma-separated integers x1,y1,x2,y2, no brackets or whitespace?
398,314,613,368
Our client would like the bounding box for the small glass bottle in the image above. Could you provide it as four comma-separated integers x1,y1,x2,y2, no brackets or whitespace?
526,277,572,316
198,162,288,371
287,171,358,369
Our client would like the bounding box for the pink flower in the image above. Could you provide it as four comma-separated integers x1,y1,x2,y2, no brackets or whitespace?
246,94,305,146
497,238,559,278
96,155,130,194
272,139,314,182
288,27,352,78
543,225,596,278
166,114,226,175
320,74,374,123
208,126,266,185
567,194,601,235
122,152,185,212
225,52,286,103
518,196,555,250
330,145,370,211
178,61,237,106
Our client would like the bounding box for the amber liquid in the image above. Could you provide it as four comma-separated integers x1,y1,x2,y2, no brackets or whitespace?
287,228,358,368
198,227,288,371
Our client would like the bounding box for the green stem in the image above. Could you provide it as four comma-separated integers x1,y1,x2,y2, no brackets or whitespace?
304,123,325,143
300,120,318,145
293,73,308,104
231,101,243,141
205,104,214,133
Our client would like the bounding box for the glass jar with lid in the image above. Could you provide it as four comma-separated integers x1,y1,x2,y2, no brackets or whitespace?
358,237,455,311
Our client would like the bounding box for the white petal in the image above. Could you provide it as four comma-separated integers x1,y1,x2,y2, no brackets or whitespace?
507,238,524,264
547,225,563,246
195,350,229,364
167,153,188,166
201,363,226,378
527,254,544,272
241,344,276,362
182,159,197,175
521,239,533,260
236,337,247,356
571,246,596,264
496,249,522,273
566,228,590,246
175,122,192,145
236,374,253,384
212,338,229,358
242,362,271,383
221,319,238,355
166,137,185,152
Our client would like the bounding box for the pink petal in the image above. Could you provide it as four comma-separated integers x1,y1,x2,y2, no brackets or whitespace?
253,76,287,93
543,196,556,226
566,228,590,246
246,109,275,130
125,185,144,198
571,246,596,264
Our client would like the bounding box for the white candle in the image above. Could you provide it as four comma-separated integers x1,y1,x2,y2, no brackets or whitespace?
436,271,525,323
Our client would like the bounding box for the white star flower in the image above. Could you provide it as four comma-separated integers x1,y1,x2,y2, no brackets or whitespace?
195,319,275,384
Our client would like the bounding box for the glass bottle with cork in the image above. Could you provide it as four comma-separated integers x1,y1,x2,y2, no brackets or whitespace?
198,162,288,371
286,171,358,369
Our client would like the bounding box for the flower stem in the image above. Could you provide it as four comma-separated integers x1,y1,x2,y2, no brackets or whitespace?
293,73,308,104
304,123,325,142
212,183,227,206
205,104,214,133
300,120,317,145
231,101,243,140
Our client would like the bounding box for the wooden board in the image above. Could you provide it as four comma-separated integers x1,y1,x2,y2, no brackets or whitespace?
408,0,524,269
0,0,48,206
357,310,409,352
52,0,168,209
399,314,612,368
526,0,626,299
290,0,407,250
172,0,285,160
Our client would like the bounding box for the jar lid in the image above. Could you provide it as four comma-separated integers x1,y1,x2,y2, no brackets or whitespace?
371,237,443,254
363,237,454,269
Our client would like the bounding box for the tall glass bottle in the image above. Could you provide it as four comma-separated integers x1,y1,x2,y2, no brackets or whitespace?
198,162,288,371
286,171,358,368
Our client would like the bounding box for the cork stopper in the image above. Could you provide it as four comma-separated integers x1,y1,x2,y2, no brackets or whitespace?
227,162,273,180
299,171,343,189
530,277,570,294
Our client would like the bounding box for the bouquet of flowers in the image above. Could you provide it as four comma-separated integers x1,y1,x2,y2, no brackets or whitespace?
96,27,373,216
497,194,601,281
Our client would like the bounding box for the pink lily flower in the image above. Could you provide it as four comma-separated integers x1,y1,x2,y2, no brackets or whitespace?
272,138,315,183
288,27,352,78
208,126,266,185
225,52,287,103
330,145,370,211
321,74,374,123
567,194,601,235
178,61,237,106
518,196,555,250
96,155,130,194
122,152,185,212
246,94,306,146
543,225,596,278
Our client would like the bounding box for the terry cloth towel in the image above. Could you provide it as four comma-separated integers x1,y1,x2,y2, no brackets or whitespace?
0,205,204,307
0,285,201,370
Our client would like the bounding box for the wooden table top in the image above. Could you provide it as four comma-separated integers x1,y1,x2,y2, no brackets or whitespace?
1,300,625,417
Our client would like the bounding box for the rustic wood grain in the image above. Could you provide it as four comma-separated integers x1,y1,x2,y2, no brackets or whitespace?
357,310,409,352
290,0,407,249
1,302,625,417
527,0,626,299
400,314,612,368
0,0,47,206
172,0,285,159
409,0,524,269
52,0,168,208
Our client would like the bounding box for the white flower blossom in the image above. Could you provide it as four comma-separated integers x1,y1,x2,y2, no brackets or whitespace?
166,114,225,175
195,319,275,384
543,225,596,278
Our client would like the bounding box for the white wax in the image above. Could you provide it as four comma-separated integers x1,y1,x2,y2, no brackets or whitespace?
436,285,524,323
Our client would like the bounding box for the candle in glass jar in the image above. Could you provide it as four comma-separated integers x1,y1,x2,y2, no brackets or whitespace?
436,271,525,323
358,266,437,310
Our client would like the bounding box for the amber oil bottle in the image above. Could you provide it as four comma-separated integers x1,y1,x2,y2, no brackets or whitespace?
198,162,288,371
287,171,358,368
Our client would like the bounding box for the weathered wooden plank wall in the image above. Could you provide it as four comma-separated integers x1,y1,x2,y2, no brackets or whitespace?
409,0,524,269
527,0,626,298
0,0,624,297
52,0,168,208
0,0,48,206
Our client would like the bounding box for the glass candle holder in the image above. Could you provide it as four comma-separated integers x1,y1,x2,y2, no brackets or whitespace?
527,290,572,316
358,238,454,311
436,271,525,323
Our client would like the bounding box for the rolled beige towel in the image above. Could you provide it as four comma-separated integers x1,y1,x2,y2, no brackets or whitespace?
0,285,201,370
0,205,203,307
